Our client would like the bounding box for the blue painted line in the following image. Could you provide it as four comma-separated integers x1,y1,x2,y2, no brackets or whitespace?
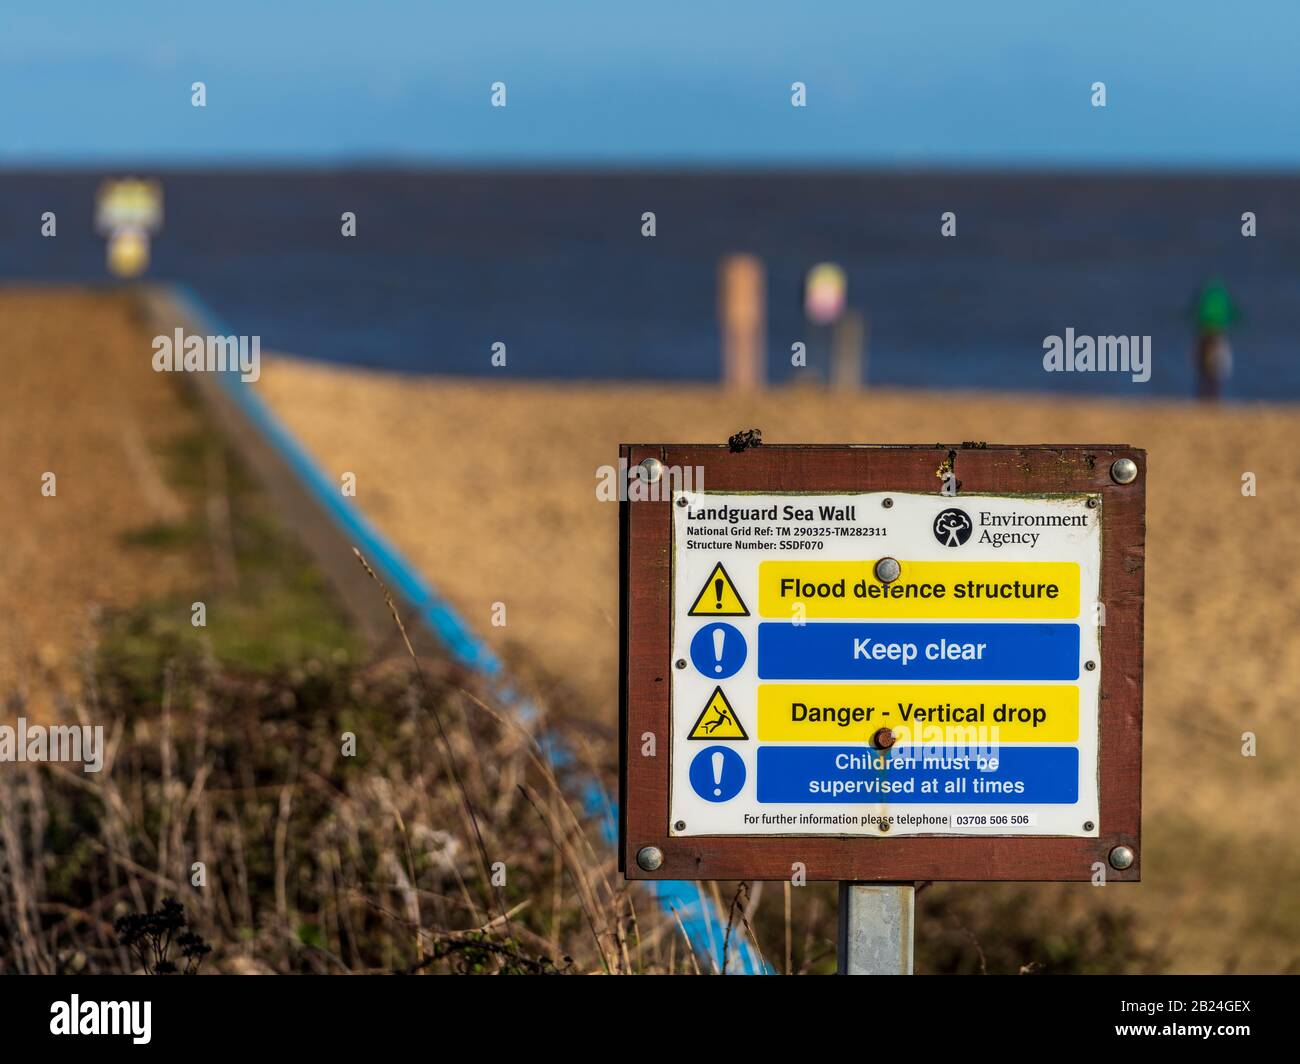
166,284,767,975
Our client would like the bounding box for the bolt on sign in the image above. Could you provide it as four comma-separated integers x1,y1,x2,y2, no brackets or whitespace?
620,444,1145,882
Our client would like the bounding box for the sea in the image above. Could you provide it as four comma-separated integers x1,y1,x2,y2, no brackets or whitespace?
2,169,1297,399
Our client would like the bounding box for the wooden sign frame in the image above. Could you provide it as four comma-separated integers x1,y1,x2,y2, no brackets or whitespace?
619,443,1145,882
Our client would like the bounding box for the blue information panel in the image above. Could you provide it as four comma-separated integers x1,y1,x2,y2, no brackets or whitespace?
756,746,1079,804
757,622,1080,681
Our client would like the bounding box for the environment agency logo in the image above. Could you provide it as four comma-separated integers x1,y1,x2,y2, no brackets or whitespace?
933,508,973,547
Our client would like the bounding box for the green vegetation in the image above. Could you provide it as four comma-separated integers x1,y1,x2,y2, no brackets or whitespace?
112,414,357,674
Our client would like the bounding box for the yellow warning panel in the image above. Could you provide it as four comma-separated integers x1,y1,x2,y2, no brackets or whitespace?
687,562,750,616
688,687,749,740
758,560,1080,619
757,684,1078,743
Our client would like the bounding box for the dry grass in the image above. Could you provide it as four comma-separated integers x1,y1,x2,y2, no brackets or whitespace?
0,618,721,974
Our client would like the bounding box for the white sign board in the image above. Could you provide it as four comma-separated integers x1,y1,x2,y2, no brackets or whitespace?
669,491,1101,838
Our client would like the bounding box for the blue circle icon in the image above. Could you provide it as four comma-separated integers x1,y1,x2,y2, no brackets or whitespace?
689,746,746,803
689,622,747,679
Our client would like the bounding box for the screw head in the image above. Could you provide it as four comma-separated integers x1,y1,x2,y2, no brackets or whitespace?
1083,820,1096,832
636,457,664,484
874,557,901,584
881,498,894,509
673,820,686,832
878,820,891,833
1084,660,1096,671
1109,845,1135,870
872,727,896,750
1087,497,1099,509
676,496,688,507
674,659,687,670
1110,457,1138,485
636,846,665,871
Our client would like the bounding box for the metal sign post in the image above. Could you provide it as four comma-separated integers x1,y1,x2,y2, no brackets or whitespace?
837,882,915,975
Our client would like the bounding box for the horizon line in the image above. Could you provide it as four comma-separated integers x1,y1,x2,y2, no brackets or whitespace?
6,157,1300,178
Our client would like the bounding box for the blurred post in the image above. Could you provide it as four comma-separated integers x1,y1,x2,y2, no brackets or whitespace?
830,309,868,391
95,178,164,278
1189,277,1237,402
805,262,853,388
719,254,766,392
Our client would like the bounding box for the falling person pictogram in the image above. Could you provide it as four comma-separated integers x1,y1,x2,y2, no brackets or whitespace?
687,687,749,740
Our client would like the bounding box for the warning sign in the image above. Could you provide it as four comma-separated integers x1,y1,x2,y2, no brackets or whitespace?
668,491,1103,839
620,443,1146,884
687,562,750,616
688,687,749,740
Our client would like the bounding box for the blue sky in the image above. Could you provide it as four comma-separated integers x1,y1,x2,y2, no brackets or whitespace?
3,0,1298,167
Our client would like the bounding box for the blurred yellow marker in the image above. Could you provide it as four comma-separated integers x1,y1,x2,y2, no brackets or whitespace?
107,228,149,278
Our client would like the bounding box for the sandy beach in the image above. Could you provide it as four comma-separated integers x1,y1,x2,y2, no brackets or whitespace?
256,355,1300,973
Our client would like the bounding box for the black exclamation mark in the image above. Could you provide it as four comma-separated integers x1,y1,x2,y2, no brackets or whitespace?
714,577,724,610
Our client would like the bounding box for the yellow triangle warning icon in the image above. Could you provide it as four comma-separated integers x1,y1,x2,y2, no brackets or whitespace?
687,687,749,741
687,562,749,617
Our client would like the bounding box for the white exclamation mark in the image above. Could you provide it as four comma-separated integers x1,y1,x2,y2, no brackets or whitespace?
712,751,725,796
712,628,725,673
